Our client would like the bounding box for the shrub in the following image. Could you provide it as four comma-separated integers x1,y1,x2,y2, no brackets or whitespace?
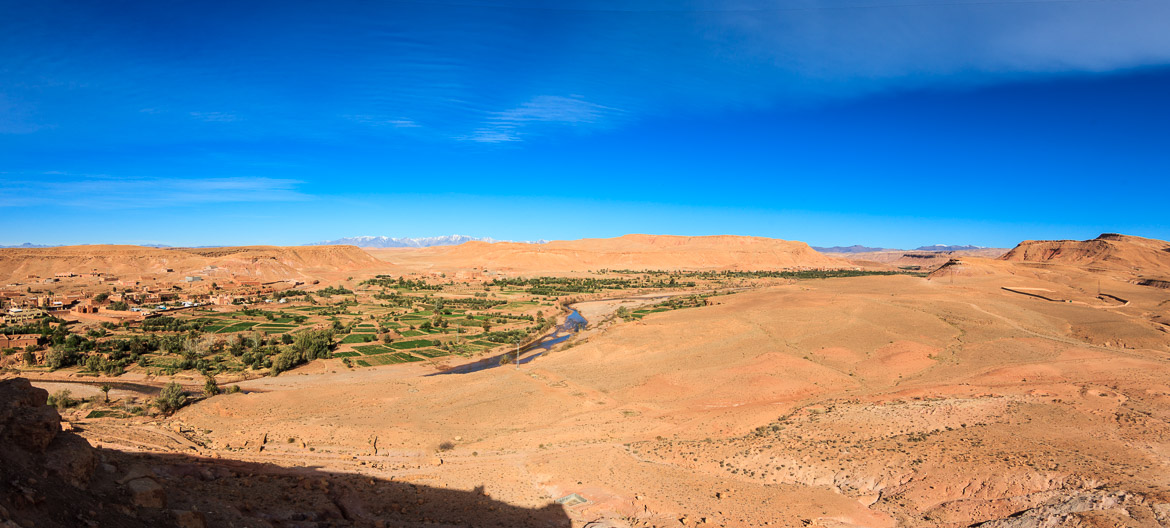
203,376,220,397
155,382,187,414
47,389,76,410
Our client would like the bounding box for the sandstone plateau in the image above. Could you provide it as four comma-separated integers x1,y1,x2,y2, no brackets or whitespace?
0,244,379,284
368,234,850,275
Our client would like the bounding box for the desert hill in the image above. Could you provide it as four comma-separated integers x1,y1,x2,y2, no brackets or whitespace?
369,234,850,274
0,244,379,284
999,233,1170,276
823,247,1009,271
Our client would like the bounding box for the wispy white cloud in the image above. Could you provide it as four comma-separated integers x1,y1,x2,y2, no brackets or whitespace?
344,114,423,128
463,95,618,143
0,175,310,208
3,0,1169,145
189,111,240,122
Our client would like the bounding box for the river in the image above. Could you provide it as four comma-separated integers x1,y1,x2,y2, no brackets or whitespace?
433,308,588,375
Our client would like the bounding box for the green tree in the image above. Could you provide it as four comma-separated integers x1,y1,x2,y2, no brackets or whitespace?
203,376,220,397
99,383,112,403
155,382,187,414
45,347,77,370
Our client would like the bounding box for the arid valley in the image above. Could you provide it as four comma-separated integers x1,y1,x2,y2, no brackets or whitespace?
3,233,1170,527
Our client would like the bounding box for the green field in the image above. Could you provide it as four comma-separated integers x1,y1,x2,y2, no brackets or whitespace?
341,333,377,344
362,352,424,365
333,351,360,358
354,344,393,355
387,339,437,350
217,321,259,333
413,348,452,358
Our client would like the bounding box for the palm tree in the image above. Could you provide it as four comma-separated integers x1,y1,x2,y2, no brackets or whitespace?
99,384,112,403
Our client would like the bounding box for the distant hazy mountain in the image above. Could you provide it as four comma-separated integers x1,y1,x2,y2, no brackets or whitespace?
812,245,892,253
308,235,501,248
915,244,984,251
814,244,990,253
0,243,56,248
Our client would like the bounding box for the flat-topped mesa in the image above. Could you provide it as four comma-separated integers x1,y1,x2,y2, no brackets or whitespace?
998,233,1170,275
380,234,852,272
0,244,379,283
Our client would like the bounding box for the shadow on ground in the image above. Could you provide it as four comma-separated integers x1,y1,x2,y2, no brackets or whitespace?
1,378,569,528
103,448,573,527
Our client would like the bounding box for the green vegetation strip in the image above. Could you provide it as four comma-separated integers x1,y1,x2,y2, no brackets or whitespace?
341,334,378,344
361,352,424,365
354,344,393,355
388,339,437,350
413,348,452,358
216,322,259,333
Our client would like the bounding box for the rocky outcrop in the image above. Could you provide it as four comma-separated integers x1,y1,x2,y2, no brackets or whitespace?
0,378,153,528
0,378,95,487
1000,233,1170,275
972,489,1166,527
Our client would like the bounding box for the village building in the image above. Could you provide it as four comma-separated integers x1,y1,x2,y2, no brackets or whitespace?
0,334,39,349
3,307,46,325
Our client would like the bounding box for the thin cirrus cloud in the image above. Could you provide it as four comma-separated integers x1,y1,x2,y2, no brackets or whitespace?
462,95,618,142
387,0,1170,141
1,0,1169,145
0,176,310,209
188,111,240,123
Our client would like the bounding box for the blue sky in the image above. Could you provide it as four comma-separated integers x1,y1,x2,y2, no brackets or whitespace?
2,0,1168,248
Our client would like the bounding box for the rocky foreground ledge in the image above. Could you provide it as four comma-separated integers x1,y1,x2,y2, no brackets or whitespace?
0,377,571,528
